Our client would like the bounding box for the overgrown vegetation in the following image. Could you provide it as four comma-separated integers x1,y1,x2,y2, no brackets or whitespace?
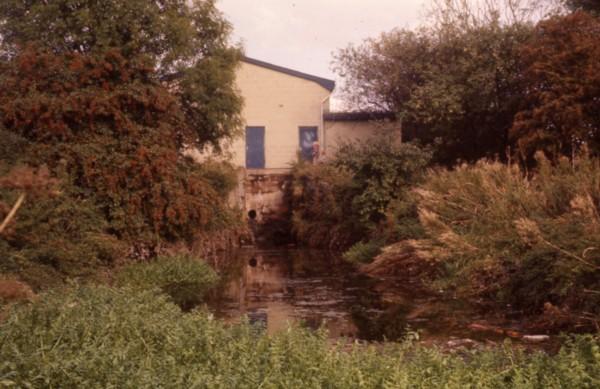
291,138,430,251
511,11,600,161
343,240,385,264
413,154,600,328
1,285,599,388
334,2,600,164
116,255,218,310
0,0,243,289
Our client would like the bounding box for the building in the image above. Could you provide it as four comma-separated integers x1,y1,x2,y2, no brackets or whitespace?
201,57,402,228
230,57,401,172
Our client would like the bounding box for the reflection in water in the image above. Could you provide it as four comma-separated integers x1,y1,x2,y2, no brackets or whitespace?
208,249,516,343
210,249,373,338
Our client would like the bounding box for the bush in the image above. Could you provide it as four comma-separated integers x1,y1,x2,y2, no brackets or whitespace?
414,153,600,325
290,162,361,249
115,255,218,310
0,48,239,251
290,139,431,250
343,240,384,264
196,159,239,198
333,138,432,225
1,187,123,290
0,285,599,387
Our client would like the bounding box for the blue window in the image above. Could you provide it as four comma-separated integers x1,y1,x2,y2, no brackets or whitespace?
246,126,265,168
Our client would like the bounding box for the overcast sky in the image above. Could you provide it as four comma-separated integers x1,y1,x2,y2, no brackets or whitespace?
217,0,430,82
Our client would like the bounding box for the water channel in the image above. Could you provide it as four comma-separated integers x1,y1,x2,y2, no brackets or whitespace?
208,248,541,347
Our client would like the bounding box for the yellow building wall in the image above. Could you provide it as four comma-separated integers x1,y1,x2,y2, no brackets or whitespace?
230,61,331,170
323,120,402,159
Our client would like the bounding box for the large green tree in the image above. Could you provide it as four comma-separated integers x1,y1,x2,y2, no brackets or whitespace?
0,0,242,150
334,1,537,164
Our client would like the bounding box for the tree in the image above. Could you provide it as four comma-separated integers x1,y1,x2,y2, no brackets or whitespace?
511,12,600,160
0,0,242,150
564,0,600,13
0,47,237,247
334,2,538,164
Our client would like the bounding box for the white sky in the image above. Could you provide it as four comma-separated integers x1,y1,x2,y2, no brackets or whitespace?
217,0,429,82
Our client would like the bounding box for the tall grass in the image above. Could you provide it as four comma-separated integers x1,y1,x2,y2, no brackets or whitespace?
414,153,600,326
1,285,599,388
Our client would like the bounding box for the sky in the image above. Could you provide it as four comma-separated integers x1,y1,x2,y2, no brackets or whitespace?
216,0,429,82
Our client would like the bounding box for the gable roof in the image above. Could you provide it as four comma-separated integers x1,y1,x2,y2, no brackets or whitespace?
242,56,335,92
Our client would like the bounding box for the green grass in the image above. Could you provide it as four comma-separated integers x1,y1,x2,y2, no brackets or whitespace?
0,285,599,388
115,254,218,310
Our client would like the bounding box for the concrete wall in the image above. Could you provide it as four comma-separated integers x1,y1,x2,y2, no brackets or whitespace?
323,119,402,160
230,61,331,170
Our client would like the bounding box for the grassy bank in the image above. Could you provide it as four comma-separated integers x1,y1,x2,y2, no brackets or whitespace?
0,284,599,388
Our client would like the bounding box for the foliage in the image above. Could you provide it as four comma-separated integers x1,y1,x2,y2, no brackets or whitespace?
511,12,600,161
0,0,243,151
0,129,28,169
333,138,432,224
383,193,427,242
115,255,218,310
414,154,600,325
0,0,243,288
0,189,123,290
564,0,600,13
290,162,361,249
334,1,534,164
343,240,384,264
0,48,237,250
291,140,430,250
1,285,600,387
196,159,239,198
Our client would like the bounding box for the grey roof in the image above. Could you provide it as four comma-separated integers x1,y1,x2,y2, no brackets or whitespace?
242,56,335,92
323,111,397,121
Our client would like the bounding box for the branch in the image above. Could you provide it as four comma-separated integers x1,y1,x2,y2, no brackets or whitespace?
0,193,26,235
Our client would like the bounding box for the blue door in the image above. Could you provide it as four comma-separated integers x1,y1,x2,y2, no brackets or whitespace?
299,126,318,161
246,126,265,169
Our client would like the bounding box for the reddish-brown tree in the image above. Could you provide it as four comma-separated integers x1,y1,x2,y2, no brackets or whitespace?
511,12,600,160
0,48,233,250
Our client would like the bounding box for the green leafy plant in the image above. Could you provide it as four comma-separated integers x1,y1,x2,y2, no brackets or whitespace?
343,240,385,264
115,255,218,310
1,285,599,387
291,139,430,250
333,138,431,225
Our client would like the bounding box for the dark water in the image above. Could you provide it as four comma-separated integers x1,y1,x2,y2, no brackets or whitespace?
208,248,535,345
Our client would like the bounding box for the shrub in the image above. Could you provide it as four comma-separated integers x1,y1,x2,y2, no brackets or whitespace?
290,161,362,249
290,139,431,250
333,138,432,225
343,240,384,264
115,255,218,310
1,186,123,290
196,159,239,198
0,48,239,251
414,153,600,325
0,285,599,387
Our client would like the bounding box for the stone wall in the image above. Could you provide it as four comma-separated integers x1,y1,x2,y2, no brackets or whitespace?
239,171,293,245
